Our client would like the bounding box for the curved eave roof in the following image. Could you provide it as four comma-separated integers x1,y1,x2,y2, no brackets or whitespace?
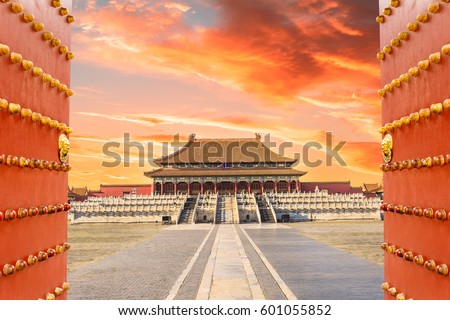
153,138,296,165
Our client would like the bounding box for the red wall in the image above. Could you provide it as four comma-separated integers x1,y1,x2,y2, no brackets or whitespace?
98,185,153,197
0,1,72,299
379,0,450,299
300,182,363,194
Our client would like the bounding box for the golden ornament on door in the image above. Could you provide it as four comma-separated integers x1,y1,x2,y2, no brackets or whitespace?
22,13,35,23
381,134,393,163
407,22,418,32
0,44,10,56
59,134,70,163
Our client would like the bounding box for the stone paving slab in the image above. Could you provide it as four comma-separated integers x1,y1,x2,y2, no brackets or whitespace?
196,225,264,300
174,226,219,300
235,226,287,300
165,224,213,231
68,229,209,300
243,226,383,300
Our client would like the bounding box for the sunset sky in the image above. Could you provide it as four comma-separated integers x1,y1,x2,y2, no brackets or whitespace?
68,0,382,189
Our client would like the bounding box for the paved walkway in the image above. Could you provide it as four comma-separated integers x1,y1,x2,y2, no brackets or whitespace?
196,225,264,300
68,224,383,300
243,225,383,300
68,226,210,299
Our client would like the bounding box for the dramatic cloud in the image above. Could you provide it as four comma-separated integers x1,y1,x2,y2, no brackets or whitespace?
72,0,379,102
68,0,382,188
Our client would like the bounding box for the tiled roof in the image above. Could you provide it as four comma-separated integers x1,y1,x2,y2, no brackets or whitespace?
363,183,383,193
153,137,296,165
71,187,88,196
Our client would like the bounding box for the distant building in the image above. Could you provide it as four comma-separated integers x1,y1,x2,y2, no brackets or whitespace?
97,184,153,197
362,183,383,198
68,186,89,202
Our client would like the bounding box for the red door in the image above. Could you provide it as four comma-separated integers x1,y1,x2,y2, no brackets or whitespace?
379,0,450,300
0,1,73,300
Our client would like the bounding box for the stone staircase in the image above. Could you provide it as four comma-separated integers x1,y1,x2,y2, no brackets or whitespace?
216,196,238,224
255,194,276,223
178,195,197,224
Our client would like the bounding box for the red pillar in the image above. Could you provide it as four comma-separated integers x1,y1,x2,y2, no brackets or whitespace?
234,182,237,194
288,181,291,193
200,182,203,194
188,183,191,195
174,183,177,195
275,182,278,193
247,182,251,193
214,183,217,194
261,182,264,194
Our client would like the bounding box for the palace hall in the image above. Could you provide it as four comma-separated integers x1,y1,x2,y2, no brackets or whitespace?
144,134,306,195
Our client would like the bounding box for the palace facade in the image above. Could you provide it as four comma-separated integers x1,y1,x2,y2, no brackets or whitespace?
144,134,306,195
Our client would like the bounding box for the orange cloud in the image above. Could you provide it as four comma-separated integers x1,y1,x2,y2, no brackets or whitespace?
338,141,381,172
72,0,380,103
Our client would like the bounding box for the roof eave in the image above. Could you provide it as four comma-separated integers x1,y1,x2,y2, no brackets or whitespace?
152,139,194,164
144,168,307,178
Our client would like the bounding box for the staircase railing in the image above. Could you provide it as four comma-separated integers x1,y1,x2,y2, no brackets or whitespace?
175,195,188,225
192,195,201,224
214,194,221,223
251,193,262,224
212,194,218,224
234,194,240,224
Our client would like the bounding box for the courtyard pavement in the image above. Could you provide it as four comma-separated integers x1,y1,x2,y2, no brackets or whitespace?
68,224,383,300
